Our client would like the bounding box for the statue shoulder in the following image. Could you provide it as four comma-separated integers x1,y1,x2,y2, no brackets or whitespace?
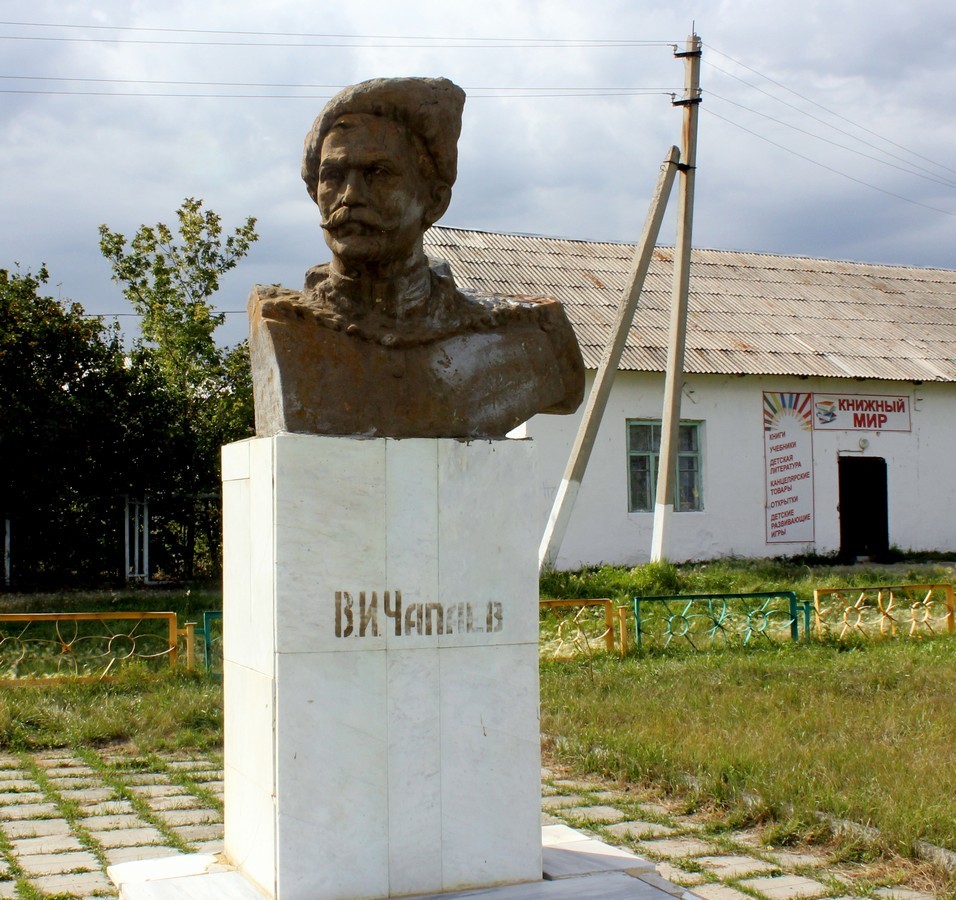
249,267,348,330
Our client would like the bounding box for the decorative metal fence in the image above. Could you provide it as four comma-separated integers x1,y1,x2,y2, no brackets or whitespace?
632,591,808,651
539,599,619,659
0,612,180,683
813,584,955,640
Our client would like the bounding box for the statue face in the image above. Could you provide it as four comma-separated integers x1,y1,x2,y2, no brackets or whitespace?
318,114,436,270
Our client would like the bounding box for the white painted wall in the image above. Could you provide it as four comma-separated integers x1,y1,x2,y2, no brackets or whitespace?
518,372,956,568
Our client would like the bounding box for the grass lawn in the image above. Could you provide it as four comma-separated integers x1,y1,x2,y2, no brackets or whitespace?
541,638,956,858
540,557,956,867
0,668,223,753
540,555,956,603
0,585,221,617
3,557,956,874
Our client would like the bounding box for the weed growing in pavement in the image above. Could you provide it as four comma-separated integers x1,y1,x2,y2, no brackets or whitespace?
20,754,111,870
77,748,192,854
135,751,223,815
0,824,39,899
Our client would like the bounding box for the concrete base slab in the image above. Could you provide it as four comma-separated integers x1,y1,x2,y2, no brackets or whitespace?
542,839,655,879
109,853,221,883
405,871,692,898
119,871,266,899
108,828,687,899
109,853,267,899
540,822,655,881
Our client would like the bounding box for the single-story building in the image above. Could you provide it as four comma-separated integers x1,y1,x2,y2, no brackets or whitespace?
424,225,956,567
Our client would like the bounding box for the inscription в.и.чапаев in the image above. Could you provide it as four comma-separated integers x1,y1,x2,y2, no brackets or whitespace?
335,591,503,637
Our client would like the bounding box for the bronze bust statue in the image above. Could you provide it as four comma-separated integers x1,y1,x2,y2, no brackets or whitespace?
249,76,584,438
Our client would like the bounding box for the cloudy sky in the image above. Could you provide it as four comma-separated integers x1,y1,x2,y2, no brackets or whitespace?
3,0,955,346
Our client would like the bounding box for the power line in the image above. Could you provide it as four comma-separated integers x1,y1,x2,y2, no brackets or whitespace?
0,74,675,93
0,88,341,99
0,74,676,100
0,34,666,50
705,58,956,188
0,87,672,100
4,25,952,247
705,44,956,180
0,75,347,89
0,20,675,46
704,107,956,219
706,91,956,191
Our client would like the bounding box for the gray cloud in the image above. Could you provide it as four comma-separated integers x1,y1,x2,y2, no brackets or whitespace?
1,0,953,345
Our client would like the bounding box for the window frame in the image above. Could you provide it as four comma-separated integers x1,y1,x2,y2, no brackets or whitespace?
626,419,703,513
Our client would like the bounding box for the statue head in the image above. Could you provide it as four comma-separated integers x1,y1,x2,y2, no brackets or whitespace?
302,77,465,274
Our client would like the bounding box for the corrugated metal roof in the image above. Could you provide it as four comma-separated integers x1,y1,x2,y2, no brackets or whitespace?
424,226,956,382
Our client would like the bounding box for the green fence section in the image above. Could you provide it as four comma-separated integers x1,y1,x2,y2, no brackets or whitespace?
632,591,811,651
200,610,223,679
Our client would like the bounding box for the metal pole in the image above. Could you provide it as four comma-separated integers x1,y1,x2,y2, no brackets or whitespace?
134,500,141,577
143,497,150,582
538,147,681,571
650,32,702,563
124,496,130,581
4,519,10,587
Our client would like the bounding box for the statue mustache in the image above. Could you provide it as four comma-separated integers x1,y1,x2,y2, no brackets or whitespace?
320,207,385,231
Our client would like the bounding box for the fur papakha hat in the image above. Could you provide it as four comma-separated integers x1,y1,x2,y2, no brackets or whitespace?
302,76,466,203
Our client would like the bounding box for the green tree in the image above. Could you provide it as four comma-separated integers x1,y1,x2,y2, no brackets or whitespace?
98,197,258,398
0,267,175,585
99,198,259,578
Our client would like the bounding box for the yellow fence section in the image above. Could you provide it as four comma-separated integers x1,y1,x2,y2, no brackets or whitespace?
539,598,620,658
813,584,956,640
0,611,189,683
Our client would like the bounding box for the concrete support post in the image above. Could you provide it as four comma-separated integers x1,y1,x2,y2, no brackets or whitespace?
651,32,702,563
538,147,680,571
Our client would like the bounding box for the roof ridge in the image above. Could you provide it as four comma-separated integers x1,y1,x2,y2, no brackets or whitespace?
426,224,956,275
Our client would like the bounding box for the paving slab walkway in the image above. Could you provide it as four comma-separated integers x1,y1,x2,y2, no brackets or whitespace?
0,749,223,899
0,751,944,898
539,768,942,900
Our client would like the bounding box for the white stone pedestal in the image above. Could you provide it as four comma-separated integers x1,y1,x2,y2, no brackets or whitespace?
221,435,542,899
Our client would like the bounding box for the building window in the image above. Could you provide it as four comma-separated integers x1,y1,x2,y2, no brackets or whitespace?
627,420,702,512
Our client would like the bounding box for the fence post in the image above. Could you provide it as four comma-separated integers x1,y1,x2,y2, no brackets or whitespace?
603,600,615,653
788,592,799,642
166,614,179,668
183,622,196,671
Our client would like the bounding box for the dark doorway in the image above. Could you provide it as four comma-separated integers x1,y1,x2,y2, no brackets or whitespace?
838,456,889,560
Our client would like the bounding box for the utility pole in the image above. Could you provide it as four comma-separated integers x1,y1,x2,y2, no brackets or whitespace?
650,32,701,563
539,147,681,571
